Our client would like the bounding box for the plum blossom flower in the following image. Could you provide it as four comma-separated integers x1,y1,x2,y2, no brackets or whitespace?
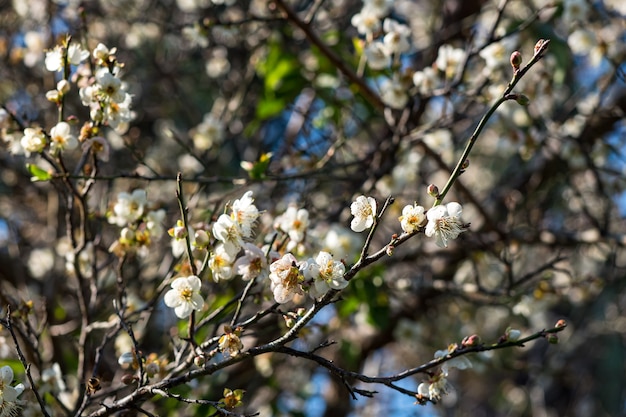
213,213,244,254
108,189,148,227
399,203,426,233
412,66,439,96
380,74,409,109
351,6,381,36
382,19,411,55
0,365,25,417
164,275,204,319
275,205,309,243
417,371,451,402
209,244,236,282
364,42,391,70
350,195,377,232
418,349,472,402
233,243,268,281
435,44,465,79
49,121,78,152
425,202,465,248
95,68,126,103
304,251,348,299
269,253,304,303
20,127,47,156
231,191,259,239
218,327,243,357
563,0,589,24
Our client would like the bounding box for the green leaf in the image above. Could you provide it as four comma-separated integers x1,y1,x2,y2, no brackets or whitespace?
26,163,52,182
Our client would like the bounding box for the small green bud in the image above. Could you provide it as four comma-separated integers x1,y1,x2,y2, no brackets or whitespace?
516,94,530,106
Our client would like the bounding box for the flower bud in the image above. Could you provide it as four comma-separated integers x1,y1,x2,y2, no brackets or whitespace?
427,184,439,198
510,51,522,71
194,230,210,248
555,319,567,328
461,334,481,347
506,328,521,341
194,355,206,367
515,94,530,106
57,79,71,94
386,245,394,256
461,159,470,170
121,373,138,385
534,39,547,57
546,334,559,344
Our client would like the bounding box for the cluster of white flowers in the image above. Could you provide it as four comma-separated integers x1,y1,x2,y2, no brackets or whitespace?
212,191,258,255
350,195,465,247
108,189,166,257
0,365,24,417
78,44,133,130
351,0,414,109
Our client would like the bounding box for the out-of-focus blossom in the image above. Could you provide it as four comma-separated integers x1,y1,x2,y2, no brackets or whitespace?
191,113,224,151
382,19,411,55
108,189,148,227
275,205,309,243
435,44,465,79
0,365,25,417
20,127,47,156
412,66,439,96
380,74,409,109
364,42,391,70
351,6,381,36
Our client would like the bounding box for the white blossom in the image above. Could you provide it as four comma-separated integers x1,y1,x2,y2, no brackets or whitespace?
380,75,409,109
364,42,391,70
108,189,148,227
269,253,304,303
163,275,204,319
425,202,465,248
412,66,439,96
213,213,244,254
304,251,348,299
20,127,47,156
275,205,309,243
399,203,426,233
351,6,381,36
234,243,268,281
350,195,377,232
382,19,411,55
435,44,465,79
209,244,236,282
49,121,78,152
232,191,259,239
0,365,24,417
